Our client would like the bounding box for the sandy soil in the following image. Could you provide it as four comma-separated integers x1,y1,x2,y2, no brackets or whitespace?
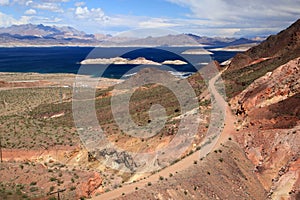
0,72,123,90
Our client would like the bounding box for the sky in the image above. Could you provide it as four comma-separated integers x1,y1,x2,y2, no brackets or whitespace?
0,0,300,37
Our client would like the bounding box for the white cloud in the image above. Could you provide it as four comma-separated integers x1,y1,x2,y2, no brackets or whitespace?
167,0,300,22
166,0,300,37
29,16,62,24
24,9,37,15
3,0,299,37
13,0,68,5
75,1,85,7
70,0,300,37
139,18,177,28
0,12,30,27
0,11,62,27
0,0,9,6
75,6,89,17
32,2,63,13
43,0,69,2
25,1,33,6
75,6,106,21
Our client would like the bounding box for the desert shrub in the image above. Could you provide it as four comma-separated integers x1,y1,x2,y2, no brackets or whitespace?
30,182,37,186
70,186,76,191
29,187,38,192
50,177,57,182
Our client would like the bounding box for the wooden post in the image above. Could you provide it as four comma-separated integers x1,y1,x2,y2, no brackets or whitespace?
48,188,66,200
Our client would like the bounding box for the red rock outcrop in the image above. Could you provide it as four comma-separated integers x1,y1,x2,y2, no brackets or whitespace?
231,57,300,115
79,172,103,198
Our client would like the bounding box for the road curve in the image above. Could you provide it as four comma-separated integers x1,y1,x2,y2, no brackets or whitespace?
92,70,235,200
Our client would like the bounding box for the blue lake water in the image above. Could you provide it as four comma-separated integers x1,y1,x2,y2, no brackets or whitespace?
0,47,238,79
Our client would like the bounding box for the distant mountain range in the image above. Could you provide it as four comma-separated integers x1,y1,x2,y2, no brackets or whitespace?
0,24,261,47
0,24,97,47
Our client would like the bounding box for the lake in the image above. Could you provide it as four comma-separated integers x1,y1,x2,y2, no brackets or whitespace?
0,47,238,79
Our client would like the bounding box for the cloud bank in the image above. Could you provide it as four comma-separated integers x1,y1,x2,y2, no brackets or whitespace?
166,0,300,36
0,0,299,37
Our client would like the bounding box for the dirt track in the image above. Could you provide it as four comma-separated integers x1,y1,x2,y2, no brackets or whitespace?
93,70,236,200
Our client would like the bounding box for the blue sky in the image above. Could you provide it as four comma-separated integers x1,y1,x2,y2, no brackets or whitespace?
0,0,300,37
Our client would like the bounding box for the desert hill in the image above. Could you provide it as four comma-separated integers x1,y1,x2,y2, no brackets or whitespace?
225,19,300,200
223,19,300,98
0,24,257,47
116,19,300,200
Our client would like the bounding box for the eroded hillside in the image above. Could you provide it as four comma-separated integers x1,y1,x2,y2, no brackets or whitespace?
230,57,300,199
116,19,300,200
114,142,267,200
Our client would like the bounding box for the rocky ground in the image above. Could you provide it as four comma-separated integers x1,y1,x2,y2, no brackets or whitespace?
230,57,300,200
0,73,123,199
114,142,267,200
0,69,211,199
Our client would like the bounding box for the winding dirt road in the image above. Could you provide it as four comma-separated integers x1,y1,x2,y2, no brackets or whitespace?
93,70,236,200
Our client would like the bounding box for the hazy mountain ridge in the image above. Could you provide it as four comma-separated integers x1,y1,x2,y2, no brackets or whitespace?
0,24,94,39
0,24,98,46
0,24,259,47
187,33,259,46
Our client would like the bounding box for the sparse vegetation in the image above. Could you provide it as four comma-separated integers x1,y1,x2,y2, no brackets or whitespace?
30,182,37,186
70,186,76,191
50,177,57,182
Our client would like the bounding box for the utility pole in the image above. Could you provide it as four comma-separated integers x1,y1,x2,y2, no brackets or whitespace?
59,81,63,103
0,134,2,163
48,188,66,200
